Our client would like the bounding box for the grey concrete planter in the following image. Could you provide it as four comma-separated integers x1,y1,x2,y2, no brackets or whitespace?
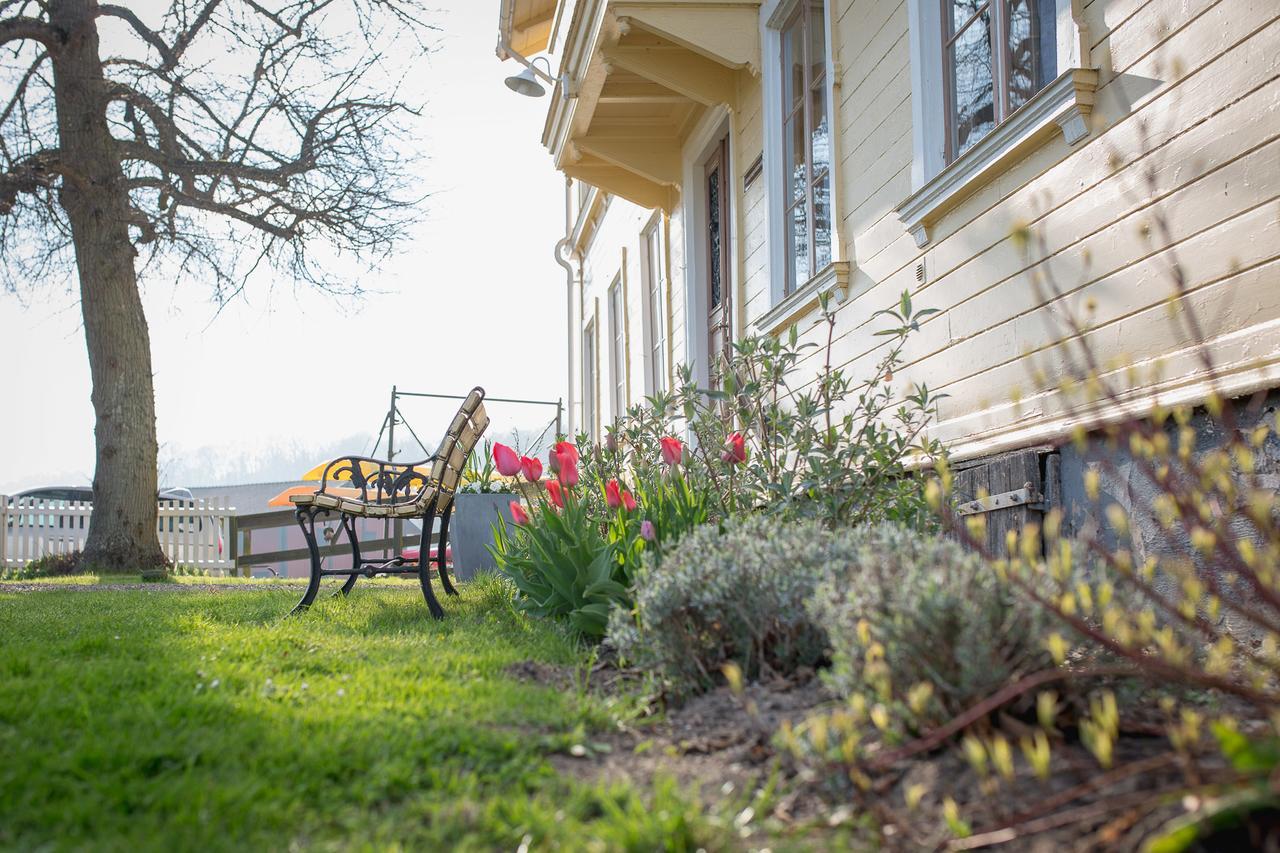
450,493,516,581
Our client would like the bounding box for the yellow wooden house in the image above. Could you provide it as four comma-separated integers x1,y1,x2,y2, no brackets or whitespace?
495,0,1279,529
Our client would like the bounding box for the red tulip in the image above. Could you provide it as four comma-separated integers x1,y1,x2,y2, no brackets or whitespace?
621,491,637,512
556,448,579,487
721,432,747,465
509,501,530,525
545,480,565,509
520,455,543,483
605,479,622,508
660,436,683,466
554,441,579,466
492,442,521,477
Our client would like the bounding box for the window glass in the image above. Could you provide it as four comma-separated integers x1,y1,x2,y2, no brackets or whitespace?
778,2,832,295
643,226,667,394
949,8,995,157
582,322,595,438
609,280,626,417
943,0,1056,163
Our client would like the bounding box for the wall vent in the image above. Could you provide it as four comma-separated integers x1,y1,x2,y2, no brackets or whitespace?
915,260,926,283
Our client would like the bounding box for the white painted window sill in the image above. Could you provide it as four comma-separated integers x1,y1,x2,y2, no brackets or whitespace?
755,261,851,336
896,68,1099,248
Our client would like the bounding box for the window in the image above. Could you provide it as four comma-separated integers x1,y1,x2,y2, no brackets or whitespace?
641,221,667,395
608,278,627,418
779,1,832,295
943,0,1057,161
582,320,596,439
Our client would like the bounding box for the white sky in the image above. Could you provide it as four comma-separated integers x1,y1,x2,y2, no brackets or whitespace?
0,2,566,493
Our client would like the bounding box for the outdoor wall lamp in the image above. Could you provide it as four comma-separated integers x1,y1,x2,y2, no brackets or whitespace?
504,56,555,98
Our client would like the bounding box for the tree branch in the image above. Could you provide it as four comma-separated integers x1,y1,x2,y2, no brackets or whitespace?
95,6,176,67
0,15,60,50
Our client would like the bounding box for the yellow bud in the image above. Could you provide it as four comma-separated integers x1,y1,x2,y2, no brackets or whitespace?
1190,527,1216,555
1037,691,1059,729
1046,633,1069,665
962,735,988,776
907,682,934,717
1020,731,1052,780
1084,469,1101,501
723,661,743,695
905,783,927,810
1106,504,1130,537
856,619,871,645
989,734,1014,780
870,704,890,732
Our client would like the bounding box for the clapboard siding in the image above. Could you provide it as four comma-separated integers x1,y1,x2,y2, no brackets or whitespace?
550,0,1277,462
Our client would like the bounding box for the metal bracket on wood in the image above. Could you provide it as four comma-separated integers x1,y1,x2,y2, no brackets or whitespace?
954,484,1044,517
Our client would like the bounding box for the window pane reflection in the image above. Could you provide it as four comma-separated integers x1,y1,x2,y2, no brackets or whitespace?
949,9,995,157
790,202,810,287
810,85,829,177
813,172,831,271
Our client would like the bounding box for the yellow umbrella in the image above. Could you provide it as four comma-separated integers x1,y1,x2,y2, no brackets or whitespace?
299,459,432,482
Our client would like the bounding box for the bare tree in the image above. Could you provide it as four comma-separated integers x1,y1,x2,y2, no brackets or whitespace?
1,0,429,570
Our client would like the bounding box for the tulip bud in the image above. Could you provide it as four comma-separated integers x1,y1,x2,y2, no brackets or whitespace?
492,443,521,478
509,501,530,525
640,519,656,541
605,479,622,509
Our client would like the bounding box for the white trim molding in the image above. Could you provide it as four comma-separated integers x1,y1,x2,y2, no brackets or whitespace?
896,68,1099,248
754,260,850,336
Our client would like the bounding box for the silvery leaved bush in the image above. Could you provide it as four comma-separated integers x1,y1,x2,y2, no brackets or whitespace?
806,523,1059,729
608,514,855,698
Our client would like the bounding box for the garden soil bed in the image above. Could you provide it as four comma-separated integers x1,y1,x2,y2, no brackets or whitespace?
508,660,1255,851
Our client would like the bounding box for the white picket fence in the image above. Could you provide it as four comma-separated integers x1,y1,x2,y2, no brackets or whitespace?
0,496,236,571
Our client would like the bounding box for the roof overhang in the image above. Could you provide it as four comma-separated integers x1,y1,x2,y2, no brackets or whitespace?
541,1,761,212
498,0,559,58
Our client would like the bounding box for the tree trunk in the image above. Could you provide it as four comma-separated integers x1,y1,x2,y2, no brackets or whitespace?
49,0,167,572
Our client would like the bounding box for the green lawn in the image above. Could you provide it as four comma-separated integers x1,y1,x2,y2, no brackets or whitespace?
0,576,722,851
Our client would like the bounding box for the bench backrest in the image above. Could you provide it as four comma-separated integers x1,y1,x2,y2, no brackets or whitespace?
428,387,489,512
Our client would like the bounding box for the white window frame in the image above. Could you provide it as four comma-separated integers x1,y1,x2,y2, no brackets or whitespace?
899,0,1095,246
760,0,844,323
608,275,627,420
639,215,668,397
582,316,596,440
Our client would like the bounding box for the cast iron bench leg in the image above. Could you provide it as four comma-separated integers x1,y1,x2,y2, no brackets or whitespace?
436,503,458,597
291,506,326,614
336,515,361,597
417,505,446,619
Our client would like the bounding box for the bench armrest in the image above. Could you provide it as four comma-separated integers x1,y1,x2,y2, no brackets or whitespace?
315,455,435,507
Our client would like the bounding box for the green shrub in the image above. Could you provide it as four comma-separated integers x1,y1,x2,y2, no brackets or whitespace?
22,551,82,578
806,524,1057,727
607,514,849,697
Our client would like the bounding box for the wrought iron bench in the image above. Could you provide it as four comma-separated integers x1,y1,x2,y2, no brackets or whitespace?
288,387,489,617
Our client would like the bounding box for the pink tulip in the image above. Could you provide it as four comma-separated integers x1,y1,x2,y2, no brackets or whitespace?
493,442,521,478
520,455,543,483
605,479,622,509
556,448,579,487
660,436,683,467
640,519,656,541
554,441,579,466
721,432,747,466
621,491,637,512
509,501,530,525
546,480,565,509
